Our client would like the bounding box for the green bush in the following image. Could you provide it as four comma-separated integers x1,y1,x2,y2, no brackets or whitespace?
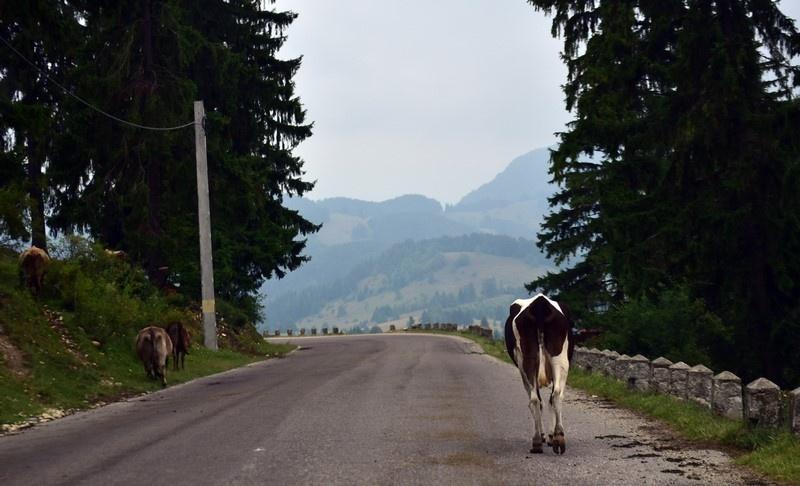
593,285,734,367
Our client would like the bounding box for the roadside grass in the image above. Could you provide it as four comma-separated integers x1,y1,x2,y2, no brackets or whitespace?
0,243,294,428
407,328,800,484
567,368,800,483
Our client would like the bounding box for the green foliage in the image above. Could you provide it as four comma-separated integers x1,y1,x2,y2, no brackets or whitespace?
2,1,318,318
736,432,800,483
0,0,81,251
216,297,261,331
527,0,800,386
0,244,293,426
41,239,164,342
593,286,733,367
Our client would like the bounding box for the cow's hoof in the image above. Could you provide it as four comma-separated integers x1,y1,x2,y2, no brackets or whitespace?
547,433,566,455
530,435,544,454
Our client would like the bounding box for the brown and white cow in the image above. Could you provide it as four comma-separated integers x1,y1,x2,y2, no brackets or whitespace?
505,293,574,454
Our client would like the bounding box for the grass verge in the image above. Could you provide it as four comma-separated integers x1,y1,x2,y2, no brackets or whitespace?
406,329,800,484
0,241,294,429
0,296,294,427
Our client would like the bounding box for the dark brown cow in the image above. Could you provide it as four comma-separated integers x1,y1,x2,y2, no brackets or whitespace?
505,294,573,454
166,322,191,371
136,326,173,386
18,246,50,296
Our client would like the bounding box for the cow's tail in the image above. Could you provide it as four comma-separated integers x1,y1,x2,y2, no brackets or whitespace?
537,344,550,388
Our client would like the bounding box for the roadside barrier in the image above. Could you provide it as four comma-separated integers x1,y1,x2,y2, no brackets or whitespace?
572,346,799,435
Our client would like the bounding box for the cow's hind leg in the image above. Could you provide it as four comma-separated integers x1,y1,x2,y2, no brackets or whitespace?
529,386,545,453
517,349,545,453
547,342,570,454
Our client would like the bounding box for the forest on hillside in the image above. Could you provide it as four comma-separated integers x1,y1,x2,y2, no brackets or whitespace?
264,233,546,328
0,1,317,325
527,1,800,387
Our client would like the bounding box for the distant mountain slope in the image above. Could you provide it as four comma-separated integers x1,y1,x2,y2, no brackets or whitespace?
261,147,558,322
262,234,548,331
452,148,554,210
443,148,556,238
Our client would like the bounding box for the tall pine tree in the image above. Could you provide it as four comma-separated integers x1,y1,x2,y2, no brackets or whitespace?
4,0,322,322
0,1,81,251
528,0,800,385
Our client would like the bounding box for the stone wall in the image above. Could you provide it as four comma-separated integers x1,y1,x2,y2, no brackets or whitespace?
572,346,797,435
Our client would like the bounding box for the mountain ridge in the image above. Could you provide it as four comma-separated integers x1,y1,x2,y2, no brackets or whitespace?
262,147,557,329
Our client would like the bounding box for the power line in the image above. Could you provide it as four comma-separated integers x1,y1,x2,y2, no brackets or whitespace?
0,34,196,131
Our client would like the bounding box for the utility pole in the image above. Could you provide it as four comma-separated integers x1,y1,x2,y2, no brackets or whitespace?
194,101,218,350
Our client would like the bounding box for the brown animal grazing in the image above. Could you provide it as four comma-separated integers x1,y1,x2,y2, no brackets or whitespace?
18,246,51,296
166,322,191,371
136,326,173,386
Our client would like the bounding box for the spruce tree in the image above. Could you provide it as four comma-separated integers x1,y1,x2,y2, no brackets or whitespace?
527,0,800,384
0,1,80,251
43,0,318,322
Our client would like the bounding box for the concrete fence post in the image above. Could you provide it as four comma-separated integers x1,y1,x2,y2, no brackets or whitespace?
712,371,743,420
613,354,632,381
579,347,590,369
627,354,651,392
668,362,691,399
598,350,611,374
600,350,617,376
650,357,673,394
573,347,587,369
587,348,603,373
790,387,800,436
687,364,713,409
745,378,781,428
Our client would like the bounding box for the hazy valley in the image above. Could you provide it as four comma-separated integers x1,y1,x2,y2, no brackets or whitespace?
260,148,556,332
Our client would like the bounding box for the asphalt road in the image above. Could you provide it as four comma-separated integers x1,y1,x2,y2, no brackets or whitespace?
0,334,765,485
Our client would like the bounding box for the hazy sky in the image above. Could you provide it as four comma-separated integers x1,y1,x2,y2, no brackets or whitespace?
275,0,800,205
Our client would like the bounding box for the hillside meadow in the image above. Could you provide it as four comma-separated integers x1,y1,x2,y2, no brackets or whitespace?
0,240,292,428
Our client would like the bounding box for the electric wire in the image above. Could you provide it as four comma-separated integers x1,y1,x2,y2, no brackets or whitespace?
0,34,196,131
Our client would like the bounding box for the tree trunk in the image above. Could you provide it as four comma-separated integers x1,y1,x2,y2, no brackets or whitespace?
140,0,165,284
26,135,47,252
